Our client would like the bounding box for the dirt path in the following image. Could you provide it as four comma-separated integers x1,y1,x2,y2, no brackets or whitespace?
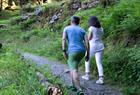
22,52,122,95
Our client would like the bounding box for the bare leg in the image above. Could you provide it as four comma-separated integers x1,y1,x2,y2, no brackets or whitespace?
70,70,74,85
72,70,81,89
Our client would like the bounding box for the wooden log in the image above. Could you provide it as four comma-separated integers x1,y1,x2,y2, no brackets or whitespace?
36,72,63,95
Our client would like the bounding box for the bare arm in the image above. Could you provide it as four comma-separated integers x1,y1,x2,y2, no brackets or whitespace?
62,31,67,50
85,28,93,61
84,34,90,61
88,31,93,41
85,34,89,52
62,31,68,59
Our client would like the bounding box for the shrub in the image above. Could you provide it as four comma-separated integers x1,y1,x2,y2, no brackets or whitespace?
75,0,140,45
10,16,23,25
20,18,36,30
99,0,119,8
21,3,35,13
15,0,140,94
43,2,61,16
104,46,140,85
0,47,44,95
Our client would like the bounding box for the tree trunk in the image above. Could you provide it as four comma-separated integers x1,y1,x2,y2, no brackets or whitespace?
0,0,2,11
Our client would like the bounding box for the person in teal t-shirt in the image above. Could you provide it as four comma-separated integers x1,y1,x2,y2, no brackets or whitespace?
62,16,89,94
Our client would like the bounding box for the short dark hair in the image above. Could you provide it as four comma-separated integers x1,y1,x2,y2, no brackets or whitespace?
71,16,80,25
88,16,101,28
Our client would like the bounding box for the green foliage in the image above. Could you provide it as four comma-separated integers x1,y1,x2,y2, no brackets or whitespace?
104,46,140,84
20,18,36,30
21,4,35,13
106,0,140,39
10,16,23,25
19,32,63,61
0,10,19,19
62,0,140,92
75,0,140,44
43,2,62,16
20,33,31,42
0,46,44,95
99,0,119,7
103,46,140,93
1,0,140,94
38,64,68,95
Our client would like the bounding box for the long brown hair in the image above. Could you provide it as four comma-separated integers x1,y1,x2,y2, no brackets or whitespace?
88,16,101,28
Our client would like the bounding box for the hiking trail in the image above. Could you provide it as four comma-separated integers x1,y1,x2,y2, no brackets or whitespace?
22,52,122,95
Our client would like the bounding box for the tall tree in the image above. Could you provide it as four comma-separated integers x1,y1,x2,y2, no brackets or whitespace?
0,0,2,11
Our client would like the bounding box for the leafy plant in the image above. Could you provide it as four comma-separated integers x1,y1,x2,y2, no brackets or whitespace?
0,46,44,95
20,18,36,30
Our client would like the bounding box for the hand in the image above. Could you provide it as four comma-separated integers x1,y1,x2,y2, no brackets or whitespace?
63,52,68,59
85,52,89,61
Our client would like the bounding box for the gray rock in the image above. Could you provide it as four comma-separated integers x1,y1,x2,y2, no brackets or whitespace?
21,15,29,20
72,2,81,10
78,8,82,11
57,13,61,17
81,3,88,9
34,6,43,16
60,9,63,12
81,0,99,9
49,14,59,24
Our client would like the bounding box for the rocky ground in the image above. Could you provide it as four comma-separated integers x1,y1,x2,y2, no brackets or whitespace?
22,52,122,95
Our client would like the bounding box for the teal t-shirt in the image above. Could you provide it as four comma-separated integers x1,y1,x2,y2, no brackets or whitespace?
63,25,86,53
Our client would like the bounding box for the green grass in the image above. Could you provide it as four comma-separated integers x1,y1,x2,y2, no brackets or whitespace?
0,10,19,19
0,45,68,95
0,0,140,94
22,0,140,94
0,46,45,95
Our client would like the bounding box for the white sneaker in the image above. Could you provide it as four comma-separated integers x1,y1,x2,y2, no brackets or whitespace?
96,78,104,85
82,74,90,80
